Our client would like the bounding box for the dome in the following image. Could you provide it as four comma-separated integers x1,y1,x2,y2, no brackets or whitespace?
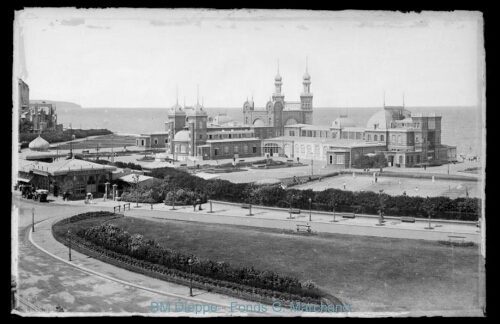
173,130,190,142
28,135,50,151
275,74,282,82
303,72,310,81
212,115,234,125
187,103,207,116
332,116,356,128
167,103,185,116
366,107,411,129
171,103,182,110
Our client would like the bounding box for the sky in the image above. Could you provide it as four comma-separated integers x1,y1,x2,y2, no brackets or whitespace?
14,9,484,108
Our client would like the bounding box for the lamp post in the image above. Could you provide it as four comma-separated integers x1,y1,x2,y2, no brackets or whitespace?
68,230,72,261
288,195,294,219
170,188,176,210
111,134,114,163
330,193,338,222
188,258,194,297
31,207,35,233
311,159,314,176
69,123,73,158
309,198,312,221
377,190,385,226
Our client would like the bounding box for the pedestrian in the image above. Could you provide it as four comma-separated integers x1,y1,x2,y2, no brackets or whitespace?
193,199,197,211
415,186,418,194
398,180,402,188
197,198,202,210
375,177,378,183
403,191,406,196
343,181,346,190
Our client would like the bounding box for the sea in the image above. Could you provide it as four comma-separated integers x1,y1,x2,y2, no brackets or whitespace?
56,106,484,157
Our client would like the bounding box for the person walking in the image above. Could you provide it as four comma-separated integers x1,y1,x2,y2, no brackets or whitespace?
343,182,346,190
193,199,197,211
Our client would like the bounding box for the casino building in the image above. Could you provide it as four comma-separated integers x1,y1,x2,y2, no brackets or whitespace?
160,64,456,167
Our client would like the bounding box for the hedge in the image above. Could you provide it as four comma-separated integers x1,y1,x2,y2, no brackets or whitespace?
121,166,480,221
54,212,330,305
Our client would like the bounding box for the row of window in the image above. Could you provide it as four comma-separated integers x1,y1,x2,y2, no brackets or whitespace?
213,145,258,156
367,134,385,142
208,133,249,140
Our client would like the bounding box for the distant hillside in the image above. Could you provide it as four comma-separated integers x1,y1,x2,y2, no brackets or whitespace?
30,100,81,109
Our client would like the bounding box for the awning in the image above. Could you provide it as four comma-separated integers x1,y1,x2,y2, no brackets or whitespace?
17,174,34,183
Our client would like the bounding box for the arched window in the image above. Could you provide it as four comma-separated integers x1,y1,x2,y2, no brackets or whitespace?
300,145,305,155
295,144,300,155
374,135,378,141
398,135,402,144
234,145,239,153
399,156,403,164
306,145,312,157
368,134,371,141
154,138,158,145
244,145,249,153
332,132,336,139
314,145,320,159
392,135,396,143
380,135,384,142
224,145,230,155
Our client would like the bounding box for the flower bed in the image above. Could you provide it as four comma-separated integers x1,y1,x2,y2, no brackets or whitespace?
52,212,337,308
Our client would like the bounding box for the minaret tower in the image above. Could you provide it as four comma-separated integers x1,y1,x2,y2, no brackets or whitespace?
300,58,313,124
166,85,186,154
272,59,285,103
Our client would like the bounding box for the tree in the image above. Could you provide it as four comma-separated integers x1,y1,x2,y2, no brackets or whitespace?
19,119,33,133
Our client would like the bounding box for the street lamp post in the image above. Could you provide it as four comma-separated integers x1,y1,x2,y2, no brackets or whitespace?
31,208,35,233
311,159,314,177
288,195,294,219
188,258,194,297
69,123,73,158
68,230,72,261
377,190,385,226
170,188,176,210
309,198,312,222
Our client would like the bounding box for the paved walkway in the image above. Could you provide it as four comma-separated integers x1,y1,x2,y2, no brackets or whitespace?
33,191,480,243
12,193,483,317
12,196,289,316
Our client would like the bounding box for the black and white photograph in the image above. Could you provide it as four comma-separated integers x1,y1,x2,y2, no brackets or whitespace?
11,8,486,317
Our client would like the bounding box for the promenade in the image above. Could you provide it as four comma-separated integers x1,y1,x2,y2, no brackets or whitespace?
12,190,483,316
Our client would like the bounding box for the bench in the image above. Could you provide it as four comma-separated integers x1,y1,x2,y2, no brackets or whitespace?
241,204,251,209
82,150,90,154
342,212,355,219
448,236,466,243
180,164,187,167
123,203,131,211
290,209,301,214
238,159,245,163
113,205,121,213
401,217,415,223
296,224,311,233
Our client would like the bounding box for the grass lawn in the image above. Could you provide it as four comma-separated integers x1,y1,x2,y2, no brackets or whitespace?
57,215,483,313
